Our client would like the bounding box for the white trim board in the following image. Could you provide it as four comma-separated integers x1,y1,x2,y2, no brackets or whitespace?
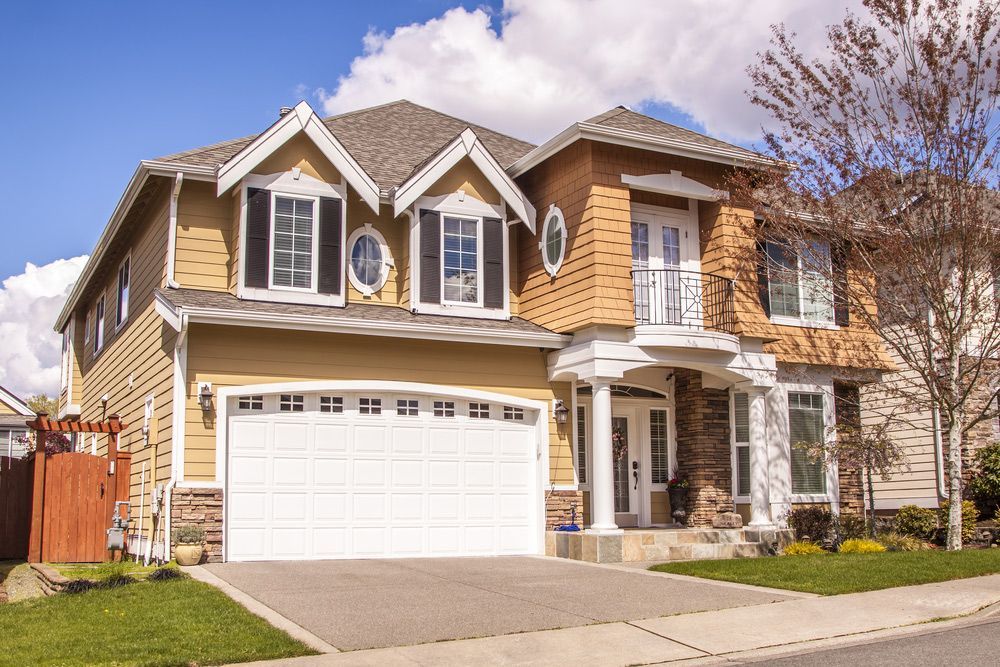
0,386,32,416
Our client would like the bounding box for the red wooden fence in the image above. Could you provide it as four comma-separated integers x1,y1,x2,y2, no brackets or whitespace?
0,456,32,559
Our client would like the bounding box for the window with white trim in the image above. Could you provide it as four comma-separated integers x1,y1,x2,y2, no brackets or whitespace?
238,395,263,410
279,394,304,412
442,216,479,304
576,405,587,484
359,397,382,415
1,428,29,458
469,402,490,419
93,295,105,356
116,255,130,328
271,195,316,290
320,396,343,413
767,240,834,323
650,408,669,484
540,206,567,277
788,392,828,494
397,399,418,416
348,225,392,295
84,309,91,347
732,392,751,498
433,400,455,417
503,406,524,421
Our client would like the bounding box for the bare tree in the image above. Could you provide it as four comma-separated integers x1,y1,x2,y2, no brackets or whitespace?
734,0,1000,549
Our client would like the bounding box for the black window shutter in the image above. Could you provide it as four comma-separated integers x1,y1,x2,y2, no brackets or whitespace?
318,197,343,295
483,217,504,309
755,239,771,318
245,188,271,288
832,242,850,326
420,209,441,304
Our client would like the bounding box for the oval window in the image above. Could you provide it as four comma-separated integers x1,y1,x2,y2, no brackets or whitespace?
539,205,567,277
347,226,391,295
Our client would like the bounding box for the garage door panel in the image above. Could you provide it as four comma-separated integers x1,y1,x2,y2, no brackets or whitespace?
465,526,495,553
353,459,386,486
315,424,349,451
391,460,423,486
428,428,460,454
500,525,532,552
354,425,387,453
464,461,495,487
313,458,348,486
273,423,309,451
428,460,459,487
314,493,347,520
428,493,460,520
313,528,347,557
230,456,268,485
228,528,266,559
353,527,387,555
229,491,267,521
272,493,308,520
353,493,387,520
273,458,308,486
391,493,424,520
391,427,424,454
500,461,532,488
465,430,496,455
465,494,495,520
390,527,423,554
231,421,269,451
428,526,459,554
272,528,307,557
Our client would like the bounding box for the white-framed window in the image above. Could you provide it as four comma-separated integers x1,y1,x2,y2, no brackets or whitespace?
576,405,587,484
279,394,305,412
347,224,392,296
60,323,72,392
767,240,834,324
469,402,490,419
649,408,669,484
732,392,751,501
270,193,319,291
433,400,455,418
93,295,105,356
442,216,481,305
115,254,131,329
539,205,567,277
396,399,418,416
788,392,828,494
1,428,29,458
84,309,91,347
238,395,264,411
320,396,344,414
359,397,382,415
503,406,524,421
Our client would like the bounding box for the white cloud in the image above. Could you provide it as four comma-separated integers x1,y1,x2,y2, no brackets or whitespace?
0,256,88,400
318,0,863,145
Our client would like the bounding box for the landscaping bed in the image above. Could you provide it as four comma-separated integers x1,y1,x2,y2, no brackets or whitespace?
0,572,316,667
651,549,1000,595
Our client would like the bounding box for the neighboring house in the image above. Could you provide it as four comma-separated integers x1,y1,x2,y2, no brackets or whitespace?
55,99,891,563
0,386,33,458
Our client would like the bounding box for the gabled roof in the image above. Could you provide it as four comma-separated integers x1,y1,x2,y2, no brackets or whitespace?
0,386,33,416
158,100,536,195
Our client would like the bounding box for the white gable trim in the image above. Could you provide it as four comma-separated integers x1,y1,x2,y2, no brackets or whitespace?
0,386,33,416
392,128,536,232
216,101,380,213
621,171,728,201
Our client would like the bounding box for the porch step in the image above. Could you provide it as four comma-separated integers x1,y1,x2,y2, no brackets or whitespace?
546,527,795,564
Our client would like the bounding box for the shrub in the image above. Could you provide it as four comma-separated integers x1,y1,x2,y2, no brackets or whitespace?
173,524,205,545
99,574,136,589
894,505,938,539
839,538,887,553
148,565,185,582
834,513,868,541
969,443,1000,520
64,579,96,594
782,541,827,555
939,500,980,543
786,506,833,543
877,532,932,552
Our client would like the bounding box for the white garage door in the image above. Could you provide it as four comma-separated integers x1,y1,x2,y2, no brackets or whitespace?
225,390,540,561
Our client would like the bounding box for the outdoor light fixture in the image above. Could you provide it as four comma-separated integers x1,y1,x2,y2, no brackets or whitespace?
553,399,570,424
198,382,214,412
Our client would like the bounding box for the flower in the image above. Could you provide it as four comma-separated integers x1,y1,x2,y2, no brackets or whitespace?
667,477,688,489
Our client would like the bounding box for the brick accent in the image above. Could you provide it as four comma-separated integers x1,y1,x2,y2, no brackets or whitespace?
673,369,734,527
833,382,865,515
963,357,1000,476
546,490,584,530
170,486,223,563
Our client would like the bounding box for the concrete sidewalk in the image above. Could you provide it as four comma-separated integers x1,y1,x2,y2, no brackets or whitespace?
230,574,1000,667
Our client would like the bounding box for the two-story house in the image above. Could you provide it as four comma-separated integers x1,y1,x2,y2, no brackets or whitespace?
56,100,891,563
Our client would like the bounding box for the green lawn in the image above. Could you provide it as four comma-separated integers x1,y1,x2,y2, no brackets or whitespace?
651,549,1000,595
0,577,316,667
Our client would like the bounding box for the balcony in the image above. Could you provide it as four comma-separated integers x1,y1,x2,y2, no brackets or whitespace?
631,268,737,336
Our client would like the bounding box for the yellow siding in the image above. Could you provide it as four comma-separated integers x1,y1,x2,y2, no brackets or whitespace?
423,156,501,204
0,401,17,415
254,133,343,185
345,201,406,305
174,181,232,292
183,325,574,485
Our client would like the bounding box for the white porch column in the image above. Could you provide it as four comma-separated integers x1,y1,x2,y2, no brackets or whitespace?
587,378,621,534
748,388,773,527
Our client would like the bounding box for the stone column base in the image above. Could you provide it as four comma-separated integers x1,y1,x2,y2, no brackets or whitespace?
170,486,224,563
545,490,584,530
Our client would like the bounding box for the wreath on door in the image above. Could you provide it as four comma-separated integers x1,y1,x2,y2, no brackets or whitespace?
612,427,628,461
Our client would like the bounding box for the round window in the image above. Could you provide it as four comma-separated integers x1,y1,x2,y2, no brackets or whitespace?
539,205,567,277
347,226,391,295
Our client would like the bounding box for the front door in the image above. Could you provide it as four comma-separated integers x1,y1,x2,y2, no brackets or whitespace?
612,411,641,527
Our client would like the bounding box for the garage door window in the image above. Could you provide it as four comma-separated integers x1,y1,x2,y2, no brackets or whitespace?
503,406,524,421
238,395,263,411
319,396,343,413
397,399,419,416
280,395,304,412
433,401,455,417
360,397,382,415
469,402,490,419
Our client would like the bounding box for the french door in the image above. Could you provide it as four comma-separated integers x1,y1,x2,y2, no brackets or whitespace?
631,205,700,326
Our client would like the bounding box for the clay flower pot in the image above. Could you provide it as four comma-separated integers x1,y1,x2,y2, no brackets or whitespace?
174,543,204,566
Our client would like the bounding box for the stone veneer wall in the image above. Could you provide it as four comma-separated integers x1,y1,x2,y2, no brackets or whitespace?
170,486,224,563
545,490,584,530
673,369,734,527
962,357,1000,483
834,382,866,515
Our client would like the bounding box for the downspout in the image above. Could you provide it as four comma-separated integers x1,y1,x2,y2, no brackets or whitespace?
165,172,183,289
162,311,189,561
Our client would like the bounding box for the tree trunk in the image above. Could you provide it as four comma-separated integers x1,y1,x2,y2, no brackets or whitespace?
946,416,964,551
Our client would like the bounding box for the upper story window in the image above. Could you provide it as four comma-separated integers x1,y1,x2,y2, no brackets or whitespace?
766,240,834,324
443,216,480,305
93,295,105,356
84,309,91,347
271,195,317,290
116,255,130,329
540,206,567,277
347,225,392,296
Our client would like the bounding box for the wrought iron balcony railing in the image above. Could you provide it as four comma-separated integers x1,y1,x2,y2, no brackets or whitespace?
631,268,736,335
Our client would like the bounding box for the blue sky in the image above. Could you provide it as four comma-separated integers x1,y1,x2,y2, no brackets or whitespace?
0,0,723,281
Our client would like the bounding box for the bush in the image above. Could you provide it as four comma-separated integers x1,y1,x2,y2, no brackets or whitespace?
782,541,827,555
64,579,96,594
969,443,1000,520
894,505,938,539
839,538,887,553
148,565,185,582
939,500,980,543
877,532,932,552
834,513,868,541
99,574,136,589
787,506,833,543
173,524,205,545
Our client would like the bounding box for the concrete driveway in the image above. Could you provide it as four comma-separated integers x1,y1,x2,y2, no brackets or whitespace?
204,557,792,651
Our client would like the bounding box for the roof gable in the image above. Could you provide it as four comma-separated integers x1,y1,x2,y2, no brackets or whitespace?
0,386,33,416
